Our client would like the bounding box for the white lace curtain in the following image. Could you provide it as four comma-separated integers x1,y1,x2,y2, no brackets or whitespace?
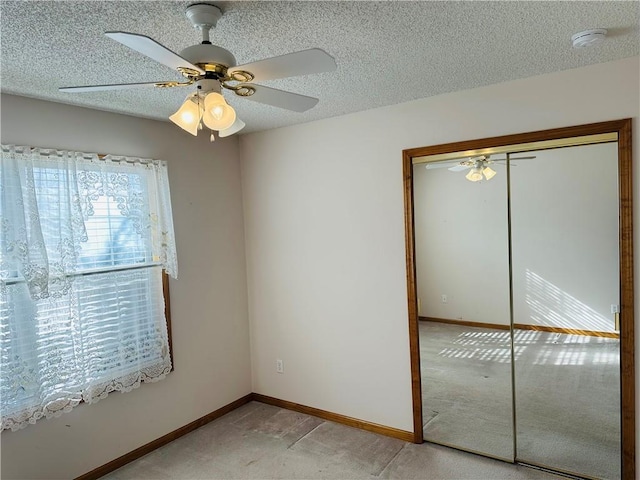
1,146,178,294
1,145,178,431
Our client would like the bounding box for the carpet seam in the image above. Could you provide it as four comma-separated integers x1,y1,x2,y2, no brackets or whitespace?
287,420,325,450
375,442,410,477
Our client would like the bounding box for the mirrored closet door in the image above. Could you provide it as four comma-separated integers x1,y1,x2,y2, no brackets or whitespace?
404,119,633,480
413,154,513,461
510,143,620,479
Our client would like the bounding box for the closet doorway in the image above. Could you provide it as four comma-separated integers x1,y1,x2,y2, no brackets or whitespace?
402,119,634,479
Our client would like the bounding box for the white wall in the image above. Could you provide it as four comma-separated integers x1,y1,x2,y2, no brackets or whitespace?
240,56,639,436
414,142,619,333
0,95,252,479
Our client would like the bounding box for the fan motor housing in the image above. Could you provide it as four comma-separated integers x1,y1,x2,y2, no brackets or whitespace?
180,44,236,69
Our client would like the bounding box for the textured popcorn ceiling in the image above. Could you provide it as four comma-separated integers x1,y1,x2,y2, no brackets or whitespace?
1,1,638,134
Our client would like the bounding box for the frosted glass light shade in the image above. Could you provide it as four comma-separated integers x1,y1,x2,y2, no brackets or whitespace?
466,167,483,182
482,166,497,180
202,92,236,131
169,96,200,136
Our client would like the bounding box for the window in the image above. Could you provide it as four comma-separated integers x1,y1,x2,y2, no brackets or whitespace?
0,146,177,431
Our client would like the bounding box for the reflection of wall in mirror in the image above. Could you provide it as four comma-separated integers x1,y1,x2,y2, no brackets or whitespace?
414,142,619,333
510,143,619,333
414,159,510,326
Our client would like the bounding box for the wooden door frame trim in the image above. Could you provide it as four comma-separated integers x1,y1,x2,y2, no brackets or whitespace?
402,119,634,479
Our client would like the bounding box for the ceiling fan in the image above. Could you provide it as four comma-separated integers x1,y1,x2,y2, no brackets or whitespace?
59,3,337,140
425,154,536,182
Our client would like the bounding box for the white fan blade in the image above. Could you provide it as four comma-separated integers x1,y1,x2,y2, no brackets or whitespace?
219,118,246,137
448,165,470,172
491,155,537,162
59,81,175,92
229,49,336,82
240,84,319,112
425,161,460,170
105,32,205,74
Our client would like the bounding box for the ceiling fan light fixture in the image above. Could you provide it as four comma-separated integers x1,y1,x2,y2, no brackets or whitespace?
466,167,484,182
169,94,201,136
482,166,497,180
203,92,236,130
58,2,337,138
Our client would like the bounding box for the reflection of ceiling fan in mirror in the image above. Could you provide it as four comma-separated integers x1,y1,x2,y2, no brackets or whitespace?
425,154,536,182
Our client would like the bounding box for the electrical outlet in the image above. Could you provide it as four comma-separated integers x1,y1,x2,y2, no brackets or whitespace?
441,294,448,304
276,359,284,374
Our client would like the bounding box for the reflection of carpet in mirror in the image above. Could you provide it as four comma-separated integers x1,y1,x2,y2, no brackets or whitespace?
420,322,620,480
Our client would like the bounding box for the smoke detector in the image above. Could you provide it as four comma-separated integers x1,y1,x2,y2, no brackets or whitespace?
571,29,607,48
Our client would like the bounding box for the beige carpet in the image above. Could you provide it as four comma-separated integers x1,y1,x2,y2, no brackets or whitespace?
103,401,562,480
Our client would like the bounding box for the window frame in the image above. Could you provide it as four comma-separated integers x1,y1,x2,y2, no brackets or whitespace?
162,270,174,372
